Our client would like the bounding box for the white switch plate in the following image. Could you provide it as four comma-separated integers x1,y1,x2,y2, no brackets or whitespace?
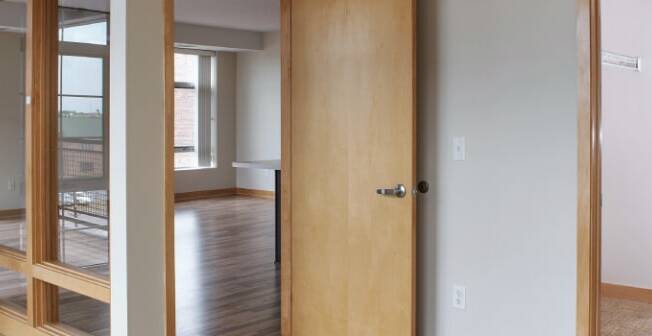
453,285,466,310
453,137,466,161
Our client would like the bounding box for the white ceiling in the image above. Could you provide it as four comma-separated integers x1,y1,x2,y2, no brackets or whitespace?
175,0,280,32
4,0,280,32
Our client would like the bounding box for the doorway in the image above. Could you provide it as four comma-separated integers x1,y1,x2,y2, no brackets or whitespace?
578,0,652,335
169,1,283,335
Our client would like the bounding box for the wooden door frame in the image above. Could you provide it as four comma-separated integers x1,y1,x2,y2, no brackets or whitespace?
577,0,602,335
279,0,293,334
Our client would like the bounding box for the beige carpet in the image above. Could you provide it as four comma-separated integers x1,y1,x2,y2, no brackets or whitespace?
602,297,652,336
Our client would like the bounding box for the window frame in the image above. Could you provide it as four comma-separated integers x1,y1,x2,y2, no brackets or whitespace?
173,48,217,170
58,41,110,192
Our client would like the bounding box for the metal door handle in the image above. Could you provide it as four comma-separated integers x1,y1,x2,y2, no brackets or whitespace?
376,184,407,198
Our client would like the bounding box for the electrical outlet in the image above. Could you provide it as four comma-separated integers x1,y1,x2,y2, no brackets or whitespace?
453,285,466,310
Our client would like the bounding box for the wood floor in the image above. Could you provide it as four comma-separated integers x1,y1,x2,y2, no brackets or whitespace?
174,196,280,336
602,297,652,336
0,196,280,336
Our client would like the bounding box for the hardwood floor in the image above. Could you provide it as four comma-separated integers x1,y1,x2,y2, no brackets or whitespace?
0,196,280,336
175,196,280,336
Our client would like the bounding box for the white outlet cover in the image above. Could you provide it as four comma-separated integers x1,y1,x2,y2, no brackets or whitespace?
453,285,466,310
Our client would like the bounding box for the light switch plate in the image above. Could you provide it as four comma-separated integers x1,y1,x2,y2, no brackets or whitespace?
453,137,466,161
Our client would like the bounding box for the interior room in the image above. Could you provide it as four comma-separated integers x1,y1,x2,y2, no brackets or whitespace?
0,0,619,335
0,0,281,335
600,0,652,334
172,1,281,335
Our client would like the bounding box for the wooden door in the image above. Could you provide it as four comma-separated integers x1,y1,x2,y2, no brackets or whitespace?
287,0,416,335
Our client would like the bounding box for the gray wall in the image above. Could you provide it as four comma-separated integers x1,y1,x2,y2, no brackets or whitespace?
235,32,281,192
601,0,652,290
417,0,578,335
175,52,237,193
0,32,25,211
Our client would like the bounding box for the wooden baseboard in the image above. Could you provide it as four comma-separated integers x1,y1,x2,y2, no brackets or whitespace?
174,188,236,202
174,188,275,202
0,209,25,220
235,188,275,200
602,283,652,304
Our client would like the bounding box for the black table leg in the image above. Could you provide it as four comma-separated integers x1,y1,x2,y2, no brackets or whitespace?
275,169,281,264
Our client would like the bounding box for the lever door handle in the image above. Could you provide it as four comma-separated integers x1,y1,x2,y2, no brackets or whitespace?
376,184,407,198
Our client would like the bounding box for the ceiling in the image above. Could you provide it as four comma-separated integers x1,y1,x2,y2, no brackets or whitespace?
175,0,280,32
3,0,280,32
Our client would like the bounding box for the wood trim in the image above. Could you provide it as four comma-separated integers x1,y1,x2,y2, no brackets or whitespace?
0,209,26,219
410,0,417,333
577,0,602,335
174,188,237,202
164,0,177,334
0,309,48,336
602,283,652,304
31,263,110,304
25,0,60,329
280,0,292,334
175,188,278,202
235,188,275,200
41,323,92,336
0,247,28,274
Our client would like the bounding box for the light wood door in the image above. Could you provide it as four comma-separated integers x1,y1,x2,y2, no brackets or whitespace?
289,0,416,335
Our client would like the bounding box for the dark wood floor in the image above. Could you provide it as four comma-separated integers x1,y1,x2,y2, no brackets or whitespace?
0,196,280,336
175,196,280,336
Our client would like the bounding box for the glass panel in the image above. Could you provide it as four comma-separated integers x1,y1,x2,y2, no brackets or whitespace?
58,5,110,278
174,53,199,169
174,87,198,169
0,267,27,314
59,8,108,46
61,56,103,96
174,53,198,84
58,288,110,335
0,5,27,252
60,96,104,137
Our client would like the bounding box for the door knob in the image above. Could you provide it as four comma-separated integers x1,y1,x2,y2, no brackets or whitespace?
376,184,407,198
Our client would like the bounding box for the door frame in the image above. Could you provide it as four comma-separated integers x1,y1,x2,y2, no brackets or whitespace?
577,0,602,335
279,0,293,334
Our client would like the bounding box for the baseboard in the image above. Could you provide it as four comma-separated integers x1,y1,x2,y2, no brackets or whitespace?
175,188,237,202
602,283,652,304
235,188,275,200
0,208,25,220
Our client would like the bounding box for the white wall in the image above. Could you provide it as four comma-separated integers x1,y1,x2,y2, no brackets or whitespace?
417,0,578,335
0,32,25,211
235,32,280,191
175,23,263,52
174,52,237,193
601,0,652,290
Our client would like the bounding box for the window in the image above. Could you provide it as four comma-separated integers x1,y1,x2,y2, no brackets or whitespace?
174,50,216,169
57,7,110,278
